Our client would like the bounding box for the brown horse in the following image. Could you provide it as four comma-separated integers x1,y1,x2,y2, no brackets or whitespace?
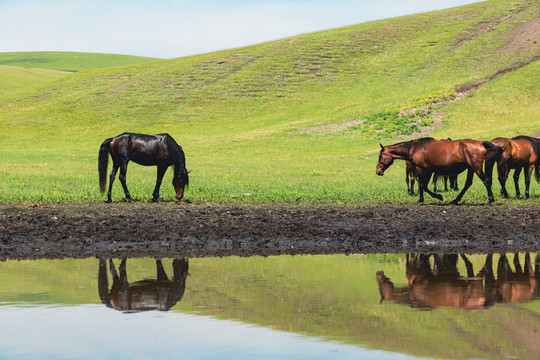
98,258,189,312
484,136,540,199
98,133,189,203
377,137,503,204
495,253,537,303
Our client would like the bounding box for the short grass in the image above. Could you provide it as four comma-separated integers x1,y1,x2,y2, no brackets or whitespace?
0,0,539,205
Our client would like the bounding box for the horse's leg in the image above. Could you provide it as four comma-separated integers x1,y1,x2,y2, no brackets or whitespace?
496,163,510,198
118,161,135,202
406,171,411,195
524,164,534,199
473,164,496,205
156,259,169,281
410,175,415,195
450,169,474,205
513,253,522,275
419,173,443,202
444,176,448,191
432,174,438,193
152,166,167,202
107,164,119,203
460,254,474,278
513,167,523,199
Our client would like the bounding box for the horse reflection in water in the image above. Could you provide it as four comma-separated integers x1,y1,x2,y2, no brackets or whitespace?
98,258,189,312
377,253,539,310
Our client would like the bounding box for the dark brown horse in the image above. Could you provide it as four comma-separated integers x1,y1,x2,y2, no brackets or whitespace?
484,136,540,199
377,137,503,204
98,258,189,312
98,133,189,202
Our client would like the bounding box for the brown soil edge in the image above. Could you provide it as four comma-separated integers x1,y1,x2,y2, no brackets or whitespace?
1,203,539,260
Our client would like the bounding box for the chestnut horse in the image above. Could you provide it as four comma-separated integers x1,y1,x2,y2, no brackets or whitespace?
484,135,540,199
377,137,503,204
98,133,189,202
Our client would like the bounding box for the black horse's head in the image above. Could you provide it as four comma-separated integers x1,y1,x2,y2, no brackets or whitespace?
173,167,190,200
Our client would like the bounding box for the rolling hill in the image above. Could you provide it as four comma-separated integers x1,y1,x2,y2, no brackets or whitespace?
0,0,539,203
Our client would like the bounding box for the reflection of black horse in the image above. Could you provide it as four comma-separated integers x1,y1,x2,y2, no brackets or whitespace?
377,253,540,310
98,258,189,312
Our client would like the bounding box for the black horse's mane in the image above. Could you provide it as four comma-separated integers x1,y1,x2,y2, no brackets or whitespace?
164,134,189,186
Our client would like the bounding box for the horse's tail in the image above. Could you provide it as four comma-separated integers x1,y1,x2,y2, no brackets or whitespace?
98,138,112,193
482,141,505,163
530,137,540,182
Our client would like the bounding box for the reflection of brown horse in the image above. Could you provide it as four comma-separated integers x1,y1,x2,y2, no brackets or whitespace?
377,137,503,204
378,253,540,310
377,254,486,309
496,253,537,303
98,258,189,312
484,136,540,199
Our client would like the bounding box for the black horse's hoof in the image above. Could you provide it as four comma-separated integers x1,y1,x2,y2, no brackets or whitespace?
449,200,459,205
105,199,112,204
516,194,523,199
128,198,136,203
435,194,443,201
152,197,163,203
416,201,425,205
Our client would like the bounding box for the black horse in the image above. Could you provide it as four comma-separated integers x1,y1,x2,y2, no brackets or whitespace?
99,133,189,202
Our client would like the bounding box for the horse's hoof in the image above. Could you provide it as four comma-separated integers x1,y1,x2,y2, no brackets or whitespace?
416,201,424,205
105,199,112,204
152,197,163,203
128,198,136,203
516,194,523,199
436,195,443,201
449,200,459,205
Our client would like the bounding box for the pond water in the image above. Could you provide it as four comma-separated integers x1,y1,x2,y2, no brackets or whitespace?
0,253,538,359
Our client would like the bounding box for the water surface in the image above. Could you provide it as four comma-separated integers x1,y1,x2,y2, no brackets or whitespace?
0,253,538,359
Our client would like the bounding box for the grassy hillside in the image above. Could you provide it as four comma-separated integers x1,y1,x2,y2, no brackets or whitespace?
0,52,160,98
0,51,160,72
0,0,539,204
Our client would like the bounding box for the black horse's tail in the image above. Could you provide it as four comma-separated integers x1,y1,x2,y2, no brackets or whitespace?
99,138,112,193
482,141,505,163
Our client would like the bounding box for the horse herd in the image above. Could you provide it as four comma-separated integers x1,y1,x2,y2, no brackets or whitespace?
377,136,540,204
97,132,540,205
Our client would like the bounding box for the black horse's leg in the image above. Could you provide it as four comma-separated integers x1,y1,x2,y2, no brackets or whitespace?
118,161,135,202
513,167,523,199
450,169,474,205
474,164,496,204
444,176,448,192
107,164,119,203
152,166,167,202
156,260,169,281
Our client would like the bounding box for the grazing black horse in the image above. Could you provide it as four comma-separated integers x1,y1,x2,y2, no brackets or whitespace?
99,133,189,202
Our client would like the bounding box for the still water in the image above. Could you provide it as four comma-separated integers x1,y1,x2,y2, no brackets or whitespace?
0,253,538,359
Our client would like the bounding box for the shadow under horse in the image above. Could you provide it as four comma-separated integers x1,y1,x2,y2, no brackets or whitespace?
377,137,503,204
98,258,189,312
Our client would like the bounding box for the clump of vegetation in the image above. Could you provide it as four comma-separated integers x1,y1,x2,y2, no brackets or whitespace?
348,108,436,139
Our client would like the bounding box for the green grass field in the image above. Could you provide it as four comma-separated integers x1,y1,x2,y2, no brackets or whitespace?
0,0,539,204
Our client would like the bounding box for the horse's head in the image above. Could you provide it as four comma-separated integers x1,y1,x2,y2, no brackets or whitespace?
173,168,190,200
376,144,394,176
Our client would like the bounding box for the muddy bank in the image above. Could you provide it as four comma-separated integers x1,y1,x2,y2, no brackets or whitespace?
0,203,539,260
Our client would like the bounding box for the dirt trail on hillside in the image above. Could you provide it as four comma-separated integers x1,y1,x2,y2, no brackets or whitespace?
1,203,538,260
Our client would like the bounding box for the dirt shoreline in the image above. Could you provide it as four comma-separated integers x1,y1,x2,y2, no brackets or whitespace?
1,203,539,260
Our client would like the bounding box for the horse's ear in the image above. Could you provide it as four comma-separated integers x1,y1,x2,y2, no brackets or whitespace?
187,170,191,174
379,143,384,150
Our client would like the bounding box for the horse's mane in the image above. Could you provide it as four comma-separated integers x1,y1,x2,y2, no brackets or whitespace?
388,137,435,148
164,134,189,186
